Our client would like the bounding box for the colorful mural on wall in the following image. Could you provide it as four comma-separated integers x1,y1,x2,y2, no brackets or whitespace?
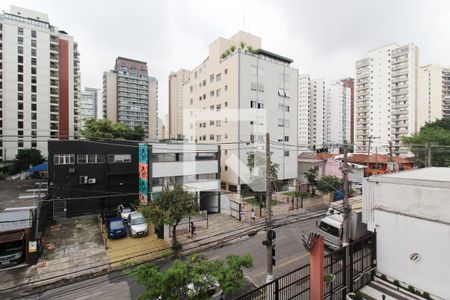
138,143,149,206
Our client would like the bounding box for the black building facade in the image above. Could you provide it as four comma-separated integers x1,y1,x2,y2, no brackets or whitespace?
48,140,139,217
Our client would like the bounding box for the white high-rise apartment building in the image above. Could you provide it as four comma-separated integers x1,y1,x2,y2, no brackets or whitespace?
298,74,310,148
80,87,99,128
0,6,80,161
169,69,191,139
355,44,419,155
326,80,351,145
103,57,158,140
417,64,450,128
298,77,351,150
182,31,298,193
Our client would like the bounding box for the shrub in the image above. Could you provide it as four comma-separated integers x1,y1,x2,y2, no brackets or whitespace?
408,285,416,293
380,274,387,281
393,279,400,287
348,291,364,300
422,291,431,299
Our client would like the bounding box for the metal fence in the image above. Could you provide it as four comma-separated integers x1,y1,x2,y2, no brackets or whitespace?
236,233,376,300
230,199,242,221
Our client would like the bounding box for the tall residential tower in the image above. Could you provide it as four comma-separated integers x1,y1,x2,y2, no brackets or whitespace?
103,57,158,140
168,69,191,139
0,6,80,161
182,31,299,193
354,44,419,155
80,87,100,128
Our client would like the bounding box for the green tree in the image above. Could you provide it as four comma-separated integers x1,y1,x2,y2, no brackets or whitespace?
129,254,253,300
316,175,341,202
402,118,450,167
140,185,198,252
81,119,145,141
246,151,279,215
305,167,318,196
10,148,45,174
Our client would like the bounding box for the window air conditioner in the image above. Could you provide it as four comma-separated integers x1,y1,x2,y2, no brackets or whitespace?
79,176,88,184
69,168,76,173
88,178,96,184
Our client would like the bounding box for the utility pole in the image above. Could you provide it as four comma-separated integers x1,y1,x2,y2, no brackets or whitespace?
265,132,274,283
342,142,350,245
388,141,393,163
426,143,432,167
366,135,372,172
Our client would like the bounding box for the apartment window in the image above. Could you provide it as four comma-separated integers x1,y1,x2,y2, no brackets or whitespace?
216,89,221,97
216,120,221,127
216,135,221,142
284,136,289,142
18,102,23,110
107,154,132,163
31,103,37,111
203,94,206,100
225,85,228,91
210,120,215,126
210,134,214,140
54,154,75,165
18,141,24,148
18,46,23,54
224,69,228,75
284,151,289,157
190,98,193,105
18,111,23,119
18,27,23,35
17,36,23,45
224,150,228,155
31,30,37,38
203,80,206,86
278,88,287,97
31,85,36,93
210,90,214,97
210,74,214,83
251,82,264,92
250,134,255,143
216,104,221,111
216,73,221,81
18,74,23,82
18,121,23,128
190,85,193,93
31,67,37,75
18,55,23,63
31,141,37,148
18,65,23,73
31,48,36,56
224,101,228,107
18,130,23,137
224,118,228,124
224,166,228,171
31,76,37,84
31,39,37,47
31,95,36,102
31,113,37,120
31,122,37,129
210,105,214,111
31,131,37,138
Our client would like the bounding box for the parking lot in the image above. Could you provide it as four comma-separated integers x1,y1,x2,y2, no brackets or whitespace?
101,220,168,268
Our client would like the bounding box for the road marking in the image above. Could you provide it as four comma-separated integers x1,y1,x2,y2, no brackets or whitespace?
253,252,310,278
245,275,259,287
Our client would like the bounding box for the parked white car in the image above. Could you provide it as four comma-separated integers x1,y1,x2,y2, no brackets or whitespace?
127,212,148,237
118,204,136,223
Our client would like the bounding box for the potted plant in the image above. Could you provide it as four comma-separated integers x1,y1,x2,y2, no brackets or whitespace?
323,273,335,288
346,291,365,300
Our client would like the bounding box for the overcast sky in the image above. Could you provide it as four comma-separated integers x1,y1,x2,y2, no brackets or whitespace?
3,0,450,121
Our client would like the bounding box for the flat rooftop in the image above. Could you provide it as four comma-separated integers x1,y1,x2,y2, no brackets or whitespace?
369,167,450,188
0,179,45,211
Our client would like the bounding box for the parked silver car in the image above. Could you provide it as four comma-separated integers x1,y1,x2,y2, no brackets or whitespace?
127,212,148,237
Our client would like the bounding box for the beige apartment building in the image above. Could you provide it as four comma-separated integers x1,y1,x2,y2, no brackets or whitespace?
417,64,450,129
182,31,298,193
103,57,158,140
168,69,191,139
355,44,419,155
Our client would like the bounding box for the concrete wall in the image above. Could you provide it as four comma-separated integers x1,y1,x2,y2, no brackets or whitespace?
374,210,450,299
152,160,218,177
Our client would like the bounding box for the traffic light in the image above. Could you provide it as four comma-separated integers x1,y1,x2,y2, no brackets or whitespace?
272,245,276,266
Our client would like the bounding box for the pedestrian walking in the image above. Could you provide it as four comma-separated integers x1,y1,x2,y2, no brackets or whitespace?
240,210,246,222
251,209,256,224
190,222,196,237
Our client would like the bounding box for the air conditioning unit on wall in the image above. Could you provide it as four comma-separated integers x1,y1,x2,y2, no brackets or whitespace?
69,168,76,173
79,176,88,184
88,178,96,184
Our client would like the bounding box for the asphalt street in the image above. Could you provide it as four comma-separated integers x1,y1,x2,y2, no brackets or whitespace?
19,216,322,300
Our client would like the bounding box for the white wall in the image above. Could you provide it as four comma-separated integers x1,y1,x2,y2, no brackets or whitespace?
152,160,218,177
375,210,450,299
